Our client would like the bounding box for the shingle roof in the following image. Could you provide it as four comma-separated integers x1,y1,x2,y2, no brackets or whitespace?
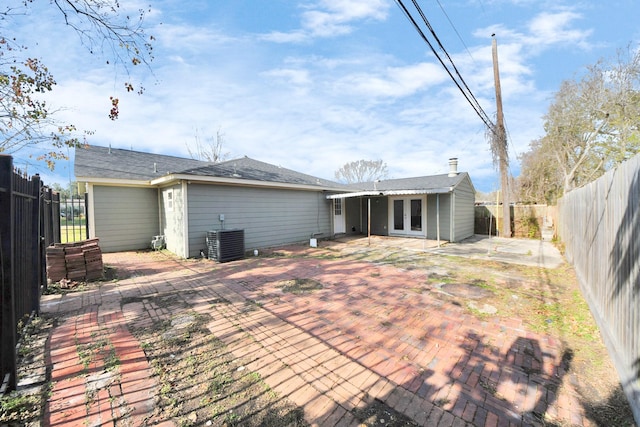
348,173,470,192
74,144,471,193
74,144,348,189
74,145,208,181
180,157,347,189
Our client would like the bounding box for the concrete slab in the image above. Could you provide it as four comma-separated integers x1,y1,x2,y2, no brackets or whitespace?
428,234,565,269
334,234,565,269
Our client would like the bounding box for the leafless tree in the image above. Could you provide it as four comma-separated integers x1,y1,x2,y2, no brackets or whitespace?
186,128,230,163
334,159,388,183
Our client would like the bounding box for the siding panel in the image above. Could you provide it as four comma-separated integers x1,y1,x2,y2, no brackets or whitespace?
186,184,332,257
427,194,451,240
453,177,475,242
93,186,159,252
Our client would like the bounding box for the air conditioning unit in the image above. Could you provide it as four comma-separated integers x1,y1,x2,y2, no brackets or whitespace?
151,235,165,250
206,229,245,262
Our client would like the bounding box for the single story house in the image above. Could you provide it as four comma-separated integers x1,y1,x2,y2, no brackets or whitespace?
328,158,475,243
74,145,475,258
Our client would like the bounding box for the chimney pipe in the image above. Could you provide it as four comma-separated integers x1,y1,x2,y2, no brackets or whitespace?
448,158,459,177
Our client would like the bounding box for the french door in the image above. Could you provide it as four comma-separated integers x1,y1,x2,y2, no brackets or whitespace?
390,197,425,236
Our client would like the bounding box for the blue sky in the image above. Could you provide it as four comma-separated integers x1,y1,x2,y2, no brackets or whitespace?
6,0,640,193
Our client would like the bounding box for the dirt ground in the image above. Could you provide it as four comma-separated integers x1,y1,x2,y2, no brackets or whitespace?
1,237,636,426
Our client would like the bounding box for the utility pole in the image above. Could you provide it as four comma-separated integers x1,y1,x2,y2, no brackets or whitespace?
492,35,511,238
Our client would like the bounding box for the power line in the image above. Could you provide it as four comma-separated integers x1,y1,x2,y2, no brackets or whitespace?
393,0,497,135
434,0,476,65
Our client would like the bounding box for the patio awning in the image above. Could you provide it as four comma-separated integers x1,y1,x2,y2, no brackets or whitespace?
325,187,454,199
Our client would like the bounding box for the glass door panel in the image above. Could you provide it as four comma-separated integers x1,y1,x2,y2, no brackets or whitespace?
393,199,404,230
410,199,422,231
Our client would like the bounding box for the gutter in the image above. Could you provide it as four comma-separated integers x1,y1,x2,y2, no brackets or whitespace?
151,174,340,192
326,188,454,199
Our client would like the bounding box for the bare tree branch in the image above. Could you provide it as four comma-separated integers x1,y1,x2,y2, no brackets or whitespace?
0,0,155,168
334,159,388,184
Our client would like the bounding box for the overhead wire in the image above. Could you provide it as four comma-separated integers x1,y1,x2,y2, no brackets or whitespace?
434,0,476,65
393,0,497,135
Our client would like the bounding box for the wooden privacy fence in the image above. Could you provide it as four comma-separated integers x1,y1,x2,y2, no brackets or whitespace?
475,204,557,239
558,154,640,424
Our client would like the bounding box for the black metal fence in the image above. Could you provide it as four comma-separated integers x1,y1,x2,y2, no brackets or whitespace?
0,155,60,393
59,194,88,243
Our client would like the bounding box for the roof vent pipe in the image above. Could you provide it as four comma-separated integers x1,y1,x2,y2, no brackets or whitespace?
448,158,459,177
154,162,157,173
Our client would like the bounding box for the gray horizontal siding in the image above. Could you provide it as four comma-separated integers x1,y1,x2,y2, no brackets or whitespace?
453,178,475,242
187,184,332,257
427,194,451,240
92,185,159,252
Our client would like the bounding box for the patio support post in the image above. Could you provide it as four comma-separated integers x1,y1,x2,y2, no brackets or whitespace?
367,198,371,246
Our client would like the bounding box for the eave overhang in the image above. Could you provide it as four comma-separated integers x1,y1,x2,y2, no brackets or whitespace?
325,187,455,199
150,173,338,192
76,174,341,192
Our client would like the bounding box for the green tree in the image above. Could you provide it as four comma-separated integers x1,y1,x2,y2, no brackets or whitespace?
516,47,640,203
1,1,154,168
515,138,563,204
334,159,388,184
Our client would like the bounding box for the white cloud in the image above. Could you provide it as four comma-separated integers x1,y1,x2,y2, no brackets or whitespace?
334,62,449,98
528,10,592,48
262,0,390,42
6,0,625,194
262,68,311,86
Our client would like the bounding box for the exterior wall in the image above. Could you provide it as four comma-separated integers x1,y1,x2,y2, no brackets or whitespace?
186,183,332,258
91,185,159,252
452,177,476,242
160,183,186,257
360,197,389,236
426,194,452,241
344,198,362,234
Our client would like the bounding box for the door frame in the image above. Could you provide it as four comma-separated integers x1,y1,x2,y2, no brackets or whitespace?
388,196,426,237
333,198,346,234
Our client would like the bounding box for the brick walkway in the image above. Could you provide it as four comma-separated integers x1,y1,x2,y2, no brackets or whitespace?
41,244,591,426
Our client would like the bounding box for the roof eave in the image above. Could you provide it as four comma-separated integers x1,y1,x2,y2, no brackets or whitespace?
75,176,152,187
150,173,338,191
326,187,454,199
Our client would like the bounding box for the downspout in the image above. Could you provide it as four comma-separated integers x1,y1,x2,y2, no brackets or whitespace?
451,192,456,242
87,183,96,239
182,180,189,258
157,187,162,239
436,194,440,247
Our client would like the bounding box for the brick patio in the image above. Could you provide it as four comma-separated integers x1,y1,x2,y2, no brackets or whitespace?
40,241,592,426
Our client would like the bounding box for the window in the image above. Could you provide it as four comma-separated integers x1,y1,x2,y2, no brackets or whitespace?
166,190,173,211
334,198,342,216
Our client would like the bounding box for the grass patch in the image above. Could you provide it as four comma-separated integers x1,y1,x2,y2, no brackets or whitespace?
128,302,308,426
59,225,88,243
279,278,323,294
0,392,41,423
0,315,53,425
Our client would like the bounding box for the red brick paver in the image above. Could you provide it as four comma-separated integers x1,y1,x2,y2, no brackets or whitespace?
40,245,590,426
